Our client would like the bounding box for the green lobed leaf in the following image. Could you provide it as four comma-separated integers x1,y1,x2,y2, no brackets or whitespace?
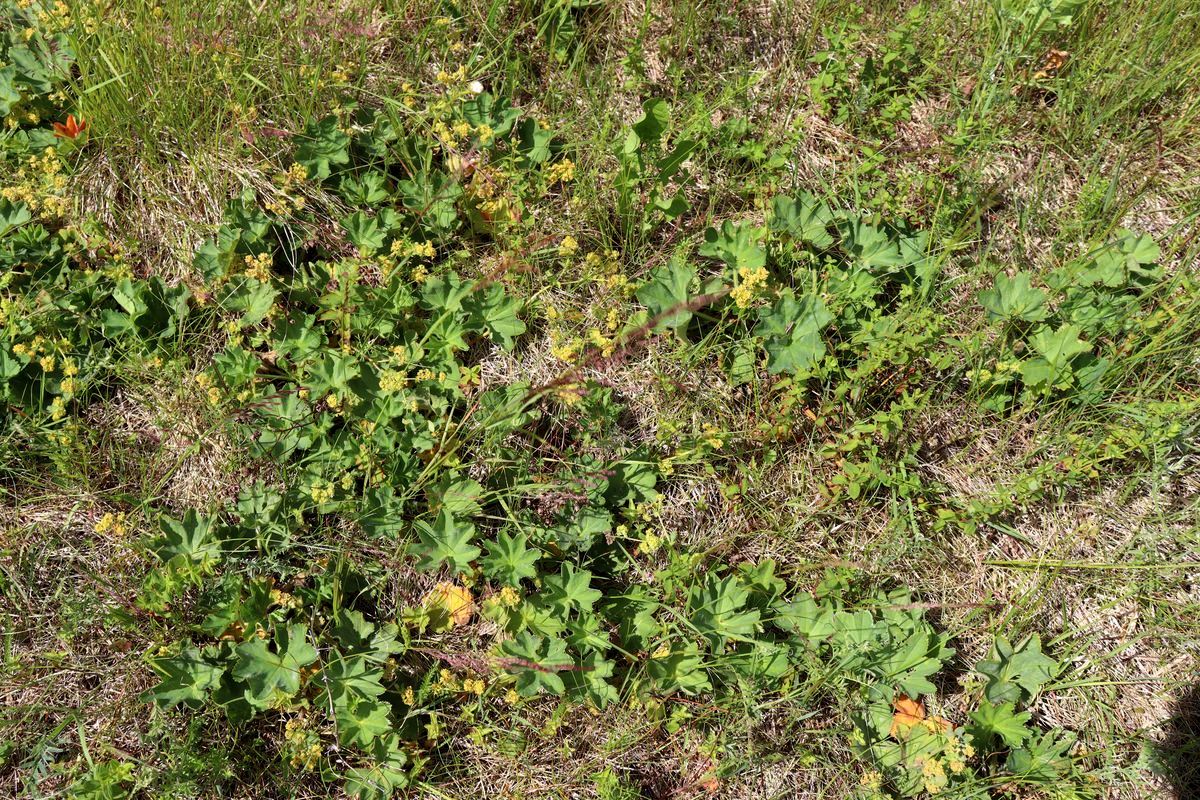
232,624,319,706
411,510,480,574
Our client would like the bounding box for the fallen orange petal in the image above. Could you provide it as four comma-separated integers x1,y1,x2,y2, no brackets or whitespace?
890,694,927,738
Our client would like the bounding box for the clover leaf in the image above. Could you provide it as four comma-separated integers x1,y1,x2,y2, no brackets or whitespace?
969,700,1034,748
688,573,761,652
840,219,905,272
335,697,393,748
699,220,766,270
322,654,387,708
1006,730,1077,780
154,510,220,565
647,642,713,695
1020,324,1091,392
344,734,409,799
542,563,602,615
463,283,526,349
340,211,387,254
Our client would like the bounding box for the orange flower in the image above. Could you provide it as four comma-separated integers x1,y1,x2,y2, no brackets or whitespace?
52,114,87,139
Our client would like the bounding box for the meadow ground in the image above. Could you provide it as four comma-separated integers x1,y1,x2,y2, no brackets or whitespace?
1,1,1198,799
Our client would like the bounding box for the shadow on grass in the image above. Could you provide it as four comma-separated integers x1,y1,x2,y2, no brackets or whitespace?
1154,683,1200,799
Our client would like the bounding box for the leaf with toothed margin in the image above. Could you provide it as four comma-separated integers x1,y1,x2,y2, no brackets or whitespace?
769,193,835,249
411,510,480,575
145,644,224,707
232,624,318,707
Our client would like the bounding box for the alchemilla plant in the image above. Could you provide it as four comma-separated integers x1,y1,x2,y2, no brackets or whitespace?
4,2,1198,799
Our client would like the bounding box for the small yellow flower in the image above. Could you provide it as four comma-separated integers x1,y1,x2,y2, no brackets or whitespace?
93,512,128,537
729,265,769,309
557,235,579,258
549,335,580,363
270,588,301,609
546,158,575,183
242,251,273,281
498,585,521,607
702,423,724,449
379,369,407,393
308,480,335,505
553,383,583,406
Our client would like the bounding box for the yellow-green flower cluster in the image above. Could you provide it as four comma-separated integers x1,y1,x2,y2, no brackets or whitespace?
545,158,576,184
390,239,436,260
241,252,273,282
549,330,582,363
640,530,662,554
729,265,769,309
194,372,222,407
10,0,71,38
308,479,336,505
970,359,1021,386
465,167,520,225
265,164,308,216
558,235,579,259
93,511,128,537
10,335,78,409
1,148,70,219
583,249,631,293
552,382,584,406
942,735,973,775
916,754,947,795
283,717,322,772
701,423,724,449
378,369,407,393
